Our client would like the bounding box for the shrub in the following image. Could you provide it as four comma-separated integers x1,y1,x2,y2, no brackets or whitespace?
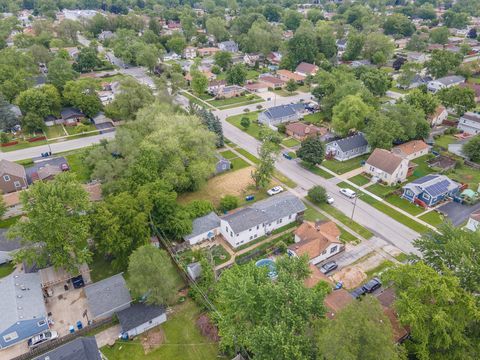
219,195,239,213
276,240,287,254
277,124,286,134
308,185,327,204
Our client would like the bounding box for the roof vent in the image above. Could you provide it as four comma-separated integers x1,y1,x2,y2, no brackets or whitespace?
17,295,22,298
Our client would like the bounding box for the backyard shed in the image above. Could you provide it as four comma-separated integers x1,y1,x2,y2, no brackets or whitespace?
117,303,167,338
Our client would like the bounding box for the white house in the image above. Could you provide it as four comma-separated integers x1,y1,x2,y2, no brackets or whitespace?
163,52,181,61
465,211,480,231
117,303,167,339
325,133,370,162
183,212,221,245
258,103,305,126
428,105,448,126
457,112,480,135
392,140,429,161
364,149,410,185
427,75,465,93
220,193,306,248
183,46,197,59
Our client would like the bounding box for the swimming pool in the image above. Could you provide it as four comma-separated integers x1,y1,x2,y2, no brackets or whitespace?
255,258,277,278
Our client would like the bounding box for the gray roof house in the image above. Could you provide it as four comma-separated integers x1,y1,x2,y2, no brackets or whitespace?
220,192,306,248
0,229,21,264
0,272,49,349
215,154,231,174
32,337,102,360
427,75,465,93
187,262,202,280
117,303,167,338
258,103,305,126
325,133,370,161
457,111,480,135
183,211,221,245
218,41,239,53
84,273,132,320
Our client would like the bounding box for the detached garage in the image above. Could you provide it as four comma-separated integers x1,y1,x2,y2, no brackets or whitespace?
183,212,220,245
117,303,167,338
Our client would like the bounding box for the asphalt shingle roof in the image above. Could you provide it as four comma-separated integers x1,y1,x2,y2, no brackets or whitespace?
333,133,368,152
263,103,304,121
32,337,101,360
117,303,166,333
184,212,221,241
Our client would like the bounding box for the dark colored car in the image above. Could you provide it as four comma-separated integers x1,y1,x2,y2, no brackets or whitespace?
282,152,292,160
60,163,70,171
71,275,85,289
363,277,382,293
351,287,366,299
320,261,338,274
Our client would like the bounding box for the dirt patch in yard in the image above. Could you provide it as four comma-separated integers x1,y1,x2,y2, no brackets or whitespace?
141,327,165,354
333,267,367,289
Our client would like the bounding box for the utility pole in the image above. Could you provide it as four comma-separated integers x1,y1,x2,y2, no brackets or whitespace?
351,194,359,220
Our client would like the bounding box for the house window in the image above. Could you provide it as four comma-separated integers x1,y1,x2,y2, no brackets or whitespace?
254,234,258,238
288,214,292,219
257,225,259,230
149,320,153,324
250,236,253,240
14,181,21,188
277,219,283,224
3,175,10,182
236,233,239,237
37,320,46,327
249,228,252,232
3,332,18,342
230,231,233,237
330,246,338,254
423,193,431,200
322,250,327,255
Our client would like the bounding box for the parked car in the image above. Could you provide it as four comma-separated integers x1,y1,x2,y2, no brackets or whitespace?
339,188,356,198
267,186,284,196
28,330,58,348
282,152,292,160
320,261,338,274
363,277,382,293
326,195,334,204
351,287,367,299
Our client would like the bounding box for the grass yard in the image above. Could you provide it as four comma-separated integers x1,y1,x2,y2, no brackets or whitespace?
339,228,359,244
181,91,215,109
365,260,395,278
348,174,371,186
385,195,425,216
89,252,121,283
302,112,324,124
207,94,263,109
273,171,297,188
272,89,298,97
282,137,301,148
318,203,374,239
230,157,249,170
226,112,266,140
322,155,369,175
366,183,396,197
303,204,327,222
0,215,20,228
447,165,480,189
44,125,66,139
419,211,444,227
409,155,435,180
210,245,231,266
1,139,49,152
218,150,237,160
101,300,220,360
65,151,91,183
300,162,334,179
235,148,259,164
0,263,15,279
434,134,457,149
395,253,409,263
297,84,311,92
64,124,98,136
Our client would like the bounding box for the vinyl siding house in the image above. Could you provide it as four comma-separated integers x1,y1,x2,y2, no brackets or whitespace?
457,112,480,135
325,133,370,161
220,193,306,248
218,41,239,53
117,303,167,339
0,159,28,193
427,75,465,93
0,272,48,349
392,140,429,161
215,155,231,174
364,149,410,185
428,105,448,126
258,104,304,126
32,337,102,360
465,211,480,232
183,212,221,245
402,174,461,207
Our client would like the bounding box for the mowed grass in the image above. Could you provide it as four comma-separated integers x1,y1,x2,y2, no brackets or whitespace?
235,148,259,164
317,203,374,239
322,154,369,175
207,94,263,109
44,125,66,139
226,112,277,141
300,162,334,179
101,300,220,360
89,252,122,283
65,151,91,183
348,174,371,186
302,112,324,124
419,211,444,227
282,137,301,148
0,263,15,279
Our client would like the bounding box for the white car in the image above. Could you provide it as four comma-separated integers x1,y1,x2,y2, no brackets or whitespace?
267,186,284,196
326,195,334,204
339,188,356,199
28,330,58,348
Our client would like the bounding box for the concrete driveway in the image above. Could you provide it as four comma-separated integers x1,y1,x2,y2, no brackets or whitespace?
437,201,480,226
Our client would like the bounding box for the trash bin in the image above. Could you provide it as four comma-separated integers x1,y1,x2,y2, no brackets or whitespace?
76,321,83,330
69,325,75,334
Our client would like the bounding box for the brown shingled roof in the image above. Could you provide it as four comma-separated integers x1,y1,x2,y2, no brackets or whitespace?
393,140,429,157
285,122,327,138
366,149,405,175
289,221,341,260
0,159,26,179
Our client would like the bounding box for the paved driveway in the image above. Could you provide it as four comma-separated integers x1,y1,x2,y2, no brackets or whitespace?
437,201,480,226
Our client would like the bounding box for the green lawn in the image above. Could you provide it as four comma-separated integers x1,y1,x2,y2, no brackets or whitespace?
181,91,215,109
273,171,297,188
273,89,298,97
101,300,220,360
282,137,301,148
304,204,327,222
218,150,237,160
318,203,374,239
64,124,98,136
226,112,266,140
300,162,334,179
207,94,263,109
348,174,370,186
434,134,457,149
302,112,324,124
210,245,231,266
0,215,20,228
235,148,259,164
366,183,397,198
419,211,444,227
385,195,425,216
409,155,435,180
44,125,66,139
447,165,480,189
322,155,369,175
365,260,395,278
1,139,49,152
89,253,122,283
230,157,249,170
65,152,91,183
395,253,409,263
0,263,15,279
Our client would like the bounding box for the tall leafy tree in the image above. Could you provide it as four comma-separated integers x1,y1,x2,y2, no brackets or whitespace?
63,79,102,117
332,95,373,136
437,86,476,115
463,135,480,163
16,84,61,118
251,141,278,189
214,51,233,70
8,173,91,272
191,70,208,95
226,63,247,85
297,136,325,165
427,50,463,78
365,112,402,150
47,57,78,91
73,46,100,73
404,88,439,116
0,93,18,131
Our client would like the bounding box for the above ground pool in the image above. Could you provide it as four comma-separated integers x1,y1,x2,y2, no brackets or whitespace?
255,258,277,279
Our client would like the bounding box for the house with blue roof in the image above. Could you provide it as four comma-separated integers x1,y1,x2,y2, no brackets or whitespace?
402,174,461,207
258,103,305,126
0,272,48,349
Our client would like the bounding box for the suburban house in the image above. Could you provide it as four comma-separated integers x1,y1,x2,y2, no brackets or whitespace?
98,30,114,41
197,47,219,57
258,74,285,89
336,39,347,52
267,52,282,65
457,111,480,135
25,157,69,184
0,229,21,265
117,303,167,339
427,75,465,93
0,272,49,349
364,149,411,185
244,53,263,67
215,154,231,174
2,191,22,219
183,46,197,59
402,174,461,207
220,192,306,248
287,220,343,265
184,212,221,245
285,122,327,141
84,273,132,320
392,140,429,161
207,79,227,95
163,52,181,61
0,159,28,193
245,82,269,93
258,103,305,126
216,85,244,99
59,107,86,126
218,41,238,53
276,69,305,83
428,105,448,126
295,62,319,77
32,337,103,360
325,133,370,162
397,74,432,90
465,211,480,231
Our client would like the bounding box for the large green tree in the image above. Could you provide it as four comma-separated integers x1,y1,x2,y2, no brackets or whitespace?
251,141,278,189
226,63,247,85
404,88,439,116
191,70,208,96
16,84,61,118
0,93,18,130
47,56,78,91
8,173,91,272
297,136,325,165
437,86,476,115
463,135,480,163
365,112,402,150
332,95,373,136
427,50,463,78
362,33,394,65
63,79,102,117
73,46,100,73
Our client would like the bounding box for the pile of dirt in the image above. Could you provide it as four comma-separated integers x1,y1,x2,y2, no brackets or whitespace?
141,328,165,354
332,267,367,289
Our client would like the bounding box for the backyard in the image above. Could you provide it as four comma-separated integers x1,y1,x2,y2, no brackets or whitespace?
207,94,263,110
281,137,301,148
322,155,369,175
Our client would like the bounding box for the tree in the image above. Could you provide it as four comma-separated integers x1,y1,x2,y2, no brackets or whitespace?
8,173,91,272
206,17,229,42
21,113,45,133
226,64,247,85
307,9,324,24
404,88,439,116
16,84,61,118
297,137,325,165
383,13,415,37
63,79,102,118
219,195,238,213
282,29,317,70
0,196,6,219
195,108,224,148
240,116,250,129
362,33,394,65
343,32,365,61
29,44,52,64
365,112,402,150
332,95,372,136
427,50,463,78
104,78,154,121
359,68,392,96
285,79,298,93
383,103,428,142
73,46,100,73
283,10,303,31
437,86,476,115
317,296,403,360
185,200,215,218
0,93,18,131
442,10,469,29
127,245,182,305
136,45,160,72
216,256,328,358
406,33,428,52
167,35,187,55
308,185,327,204
56,19,81,44
47,57,78,91
384,262,479,360
430,26,450,44
251,141,278,189
214,51,232,70
191,70,208,95
463,136,480,163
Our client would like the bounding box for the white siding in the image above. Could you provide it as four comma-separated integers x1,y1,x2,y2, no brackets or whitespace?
466,217,479,232
310,243,342,265
126,313,167,337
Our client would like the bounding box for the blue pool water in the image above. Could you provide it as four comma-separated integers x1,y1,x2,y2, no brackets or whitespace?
255,258,277,278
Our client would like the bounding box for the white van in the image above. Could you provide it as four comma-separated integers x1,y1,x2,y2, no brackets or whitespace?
339,188,356,199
